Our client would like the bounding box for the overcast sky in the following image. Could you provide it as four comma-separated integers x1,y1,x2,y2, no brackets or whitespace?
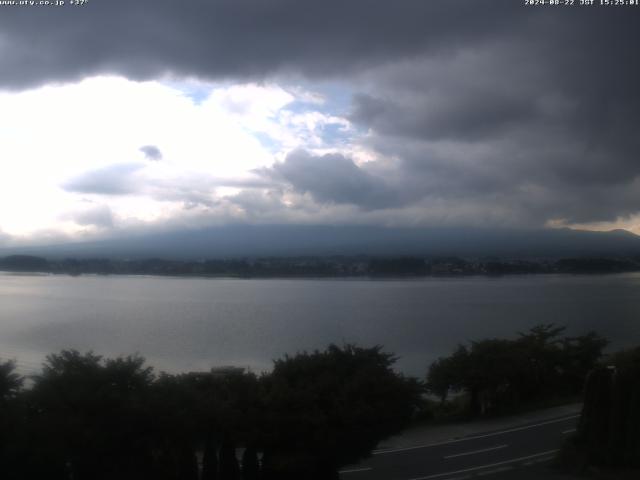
0,0,639,245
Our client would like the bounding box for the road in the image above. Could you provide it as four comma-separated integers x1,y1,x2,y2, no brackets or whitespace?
340,414,579,480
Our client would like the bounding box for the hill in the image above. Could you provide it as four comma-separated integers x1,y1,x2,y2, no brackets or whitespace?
2,225,640,260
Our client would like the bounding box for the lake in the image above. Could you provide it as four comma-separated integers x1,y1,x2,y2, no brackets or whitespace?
1,272,639,378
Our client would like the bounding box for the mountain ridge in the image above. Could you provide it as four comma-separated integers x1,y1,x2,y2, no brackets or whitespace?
2,225,640,260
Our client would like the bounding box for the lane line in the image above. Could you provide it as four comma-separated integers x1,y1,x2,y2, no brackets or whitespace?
406,449,559,480
562,428,577,435
444,444,508,459
339,467,373,474
374,415,578,455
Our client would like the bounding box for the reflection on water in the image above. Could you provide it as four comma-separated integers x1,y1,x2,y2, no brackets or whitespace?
1,273,640,377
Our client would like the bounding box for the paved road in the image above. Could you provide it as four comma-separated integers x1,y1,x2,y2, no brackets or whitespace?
340,414,579,480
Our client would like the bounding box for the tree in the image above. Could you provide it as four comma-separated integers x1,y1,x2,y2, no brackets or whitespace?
0,360,23,403
202,435,219,480
559,332,609,394
149,368,261,480
2,344,425,479
27,350,156,480
426,325,608,417
219,438,240,480
260,344,423,479
465,338,525,415
0,360,25,479
241,446,260,480
426,346,469,404
576,347,640,468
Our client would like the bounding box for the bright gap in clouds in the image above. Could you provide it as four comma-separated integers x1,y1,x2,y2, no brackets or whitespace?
0,76,354,242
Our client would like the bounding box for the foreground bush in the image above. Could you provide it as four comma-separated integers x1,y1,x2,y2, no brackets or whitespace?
0,344,422,480
260,345,423,479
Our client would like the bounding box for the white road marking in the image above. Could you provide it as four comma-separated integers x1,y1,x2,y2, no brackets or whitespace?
562,428,577,435
406,449,559,480
373,415,579,455
444,444,508,459
339,467,373,474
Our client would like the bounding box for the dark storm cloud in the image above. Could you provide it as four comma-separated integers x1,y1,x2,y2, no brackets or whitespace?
265,150,407,210
139,145,162,161
0,0,522,90
346,8,640,226
62,163,144,195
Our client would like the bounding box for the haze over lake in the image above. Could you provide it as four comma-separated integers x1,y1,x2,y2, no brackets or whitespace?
2,272,639,377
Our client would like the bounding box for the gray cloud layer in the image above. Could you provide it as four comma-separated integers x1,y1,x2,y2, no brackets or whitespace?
266,150,407,210
66,204,114,228
62,161,272,212
62,163,145,195
4,1,639,229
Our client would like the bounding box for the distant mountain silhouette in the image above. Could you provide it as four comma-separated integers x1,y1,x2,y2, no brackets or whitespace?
3,225,640,259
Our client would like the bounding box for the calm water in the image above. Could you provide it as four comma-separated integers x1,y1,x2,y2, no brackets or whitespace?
1,272,640,377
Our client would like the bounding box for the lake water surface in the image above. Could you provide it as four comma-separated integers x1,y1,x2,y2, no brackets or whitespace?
1,272,640,377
